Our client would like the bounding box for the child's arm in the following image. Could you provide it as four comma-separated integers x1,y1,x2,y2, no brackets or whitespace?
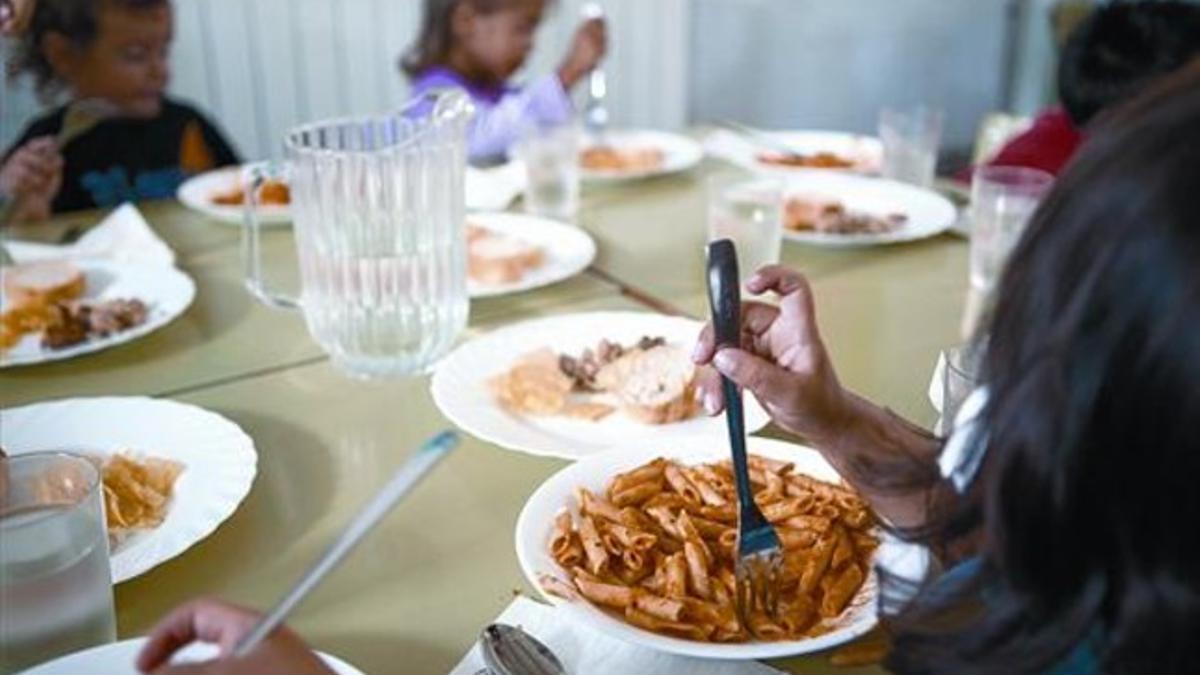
0,137,64,223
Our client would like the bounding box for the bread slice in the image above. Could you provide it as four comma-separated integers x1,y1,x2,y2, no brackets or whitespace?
2,260,86,309
595,344,698,424
468,233,544,285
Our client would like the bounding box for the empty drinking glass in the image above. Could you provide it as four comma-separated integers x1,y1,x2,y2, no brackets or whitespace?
514,122,580,221
940,344,983,435
243,89,474,379
968,166,1054,292
1,453,117,673
879,106,943,188
707,174,784,284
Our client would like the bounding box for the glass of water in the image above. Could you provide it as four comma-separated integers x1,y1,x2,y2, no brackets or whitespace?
1,452,116,673
514,122,580,221
968,166,1054,293
707,174,784,284
244,89,474,379
879,106,943,187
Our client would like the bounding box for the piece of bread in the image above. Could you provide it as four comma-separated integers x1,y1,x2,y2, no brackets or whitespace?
595,344,698,425
468,234,544,285
2,260,86,309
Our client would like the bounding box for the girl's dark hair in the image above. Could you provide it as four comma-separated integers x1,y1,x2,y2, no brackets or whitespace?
8,0,167,99
884,70,1200,673
399,0,543,80
1058,0,1200,127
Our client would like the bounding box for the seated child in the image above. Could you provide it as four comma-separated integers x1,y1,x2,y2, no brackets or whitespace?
402,0,606,161
0,0,239,222
982,1,1200,176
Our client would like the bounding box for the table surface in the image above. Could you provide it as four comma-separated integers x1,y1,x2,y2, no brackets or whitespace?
0,155,970,674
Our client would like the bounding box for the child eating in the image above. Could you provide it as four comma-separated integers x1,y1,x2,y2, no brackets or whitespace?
0,0,239,222
402,0,606,161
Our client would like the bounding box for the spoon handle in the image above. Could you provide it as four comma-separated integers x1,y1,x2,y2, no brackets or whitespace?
232,431,459,657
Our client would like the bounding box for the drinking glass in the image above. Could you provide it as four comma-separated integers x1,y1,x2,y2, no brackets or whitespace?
968,166,1054,292
244,89,474,379
707,174,784,284
879,106,943,187
514,122,580,221
940,345,983,434
1,453,116,673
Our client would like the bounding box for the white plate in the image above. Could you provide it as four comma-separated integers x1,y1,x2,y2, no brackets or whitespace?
1,260,196,368
0,397,257,584
782,172,957,248
431,312,770,459
18,637,362,675
515,437,892,660
466,212,596,298
715,129,882,176
176,164,291,227
581,130,704,182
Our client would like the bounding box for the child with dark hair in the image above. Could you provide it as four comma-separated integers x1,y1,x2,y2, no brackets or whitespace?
402,0,606,161
983,0,1200,176
0,0,238,221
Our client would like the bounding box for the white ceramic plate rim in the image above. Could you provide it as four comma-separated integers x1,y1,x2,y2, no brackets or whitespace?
430,312,770,459
16,637,362,675
0,260,196,368
176,164,291,227
466,212,596,298
581,130,704,182
515,437,889,660
781,173,957,247
0,396,258,584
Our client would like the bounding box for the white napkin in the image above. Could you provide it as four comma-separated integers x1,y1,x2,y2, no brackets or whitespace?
5,203,175,267
448,596,786,675
466,161,527,212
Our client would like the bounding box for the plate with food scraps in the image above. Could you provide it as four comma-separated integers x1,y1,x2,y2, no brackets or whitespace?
781,172,957,247
467,212,596,298
0,397,257,583
18,637,362,675
430,312,770,459
708,129,883,176
580,130,704,182
1,258,196,368
516,437,905,660
176,163,291,227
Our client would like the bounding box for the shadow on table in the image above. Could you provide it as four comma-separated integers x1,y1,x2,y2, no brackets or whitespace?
318,632,461,675
116,411,336,632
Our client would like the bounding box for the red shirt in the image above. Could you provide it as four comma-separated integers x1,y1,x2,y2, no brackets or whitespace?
985,106,1084,177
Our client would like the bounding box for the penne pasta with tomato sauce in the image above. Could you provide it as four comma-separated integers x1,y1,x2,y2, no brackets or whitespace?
539,454,879,643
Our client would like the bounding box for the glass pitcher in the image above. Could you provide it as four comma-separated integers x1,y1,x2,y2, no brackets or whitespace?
244,90,474,379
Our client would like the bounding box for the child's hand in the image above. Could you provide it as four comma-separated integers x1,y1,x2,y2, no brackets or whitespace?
0,136,63,222
557,17,608,90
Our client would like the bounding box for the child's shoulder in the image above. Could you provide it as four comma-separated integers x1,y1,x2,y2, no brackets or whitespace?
9,105,68,146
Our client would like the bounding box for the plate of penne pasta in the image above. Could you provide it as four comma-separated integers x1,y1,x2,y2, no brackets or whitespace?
516,437,893,660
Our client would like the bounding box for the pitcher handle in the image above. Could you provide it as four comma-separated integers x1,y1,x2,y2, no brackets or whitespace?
242,161,301,311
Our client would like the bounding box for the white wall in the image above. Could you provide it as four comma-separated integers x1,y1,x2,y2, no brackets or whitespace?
1,0,690,159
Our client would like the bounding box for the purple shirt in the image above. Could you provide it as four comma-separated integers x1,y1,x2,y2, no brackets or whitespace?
411,67,574,161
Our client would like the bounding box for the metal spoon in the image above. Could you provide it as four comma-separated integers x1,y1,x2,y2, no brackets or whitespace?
581,3,609,146
478,623,567,675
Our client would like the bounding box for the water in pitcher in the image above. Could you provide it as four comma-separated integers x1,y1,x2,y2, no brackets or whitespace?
298,243,469,378
0,504,116,673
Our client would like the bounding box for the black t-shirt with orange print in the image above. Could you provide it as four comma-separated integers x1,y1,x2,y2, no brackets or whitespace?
3,97,239,213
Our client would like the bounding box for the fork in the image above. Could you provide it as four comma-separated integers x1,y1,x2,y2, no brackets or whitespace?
705,239,783,630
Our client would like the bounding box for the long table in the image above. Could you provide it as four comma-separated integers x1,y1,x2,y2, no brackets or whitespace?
0,157,968,674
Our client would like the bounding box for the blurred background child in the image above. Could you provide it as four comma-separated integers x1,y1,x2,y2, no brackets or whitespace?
980,0,1200,176
0,0,238,222
401,0,606,161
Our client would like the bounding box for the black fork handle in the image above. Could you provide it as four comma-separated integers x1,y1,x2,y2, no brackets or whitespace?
706,239,756,518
